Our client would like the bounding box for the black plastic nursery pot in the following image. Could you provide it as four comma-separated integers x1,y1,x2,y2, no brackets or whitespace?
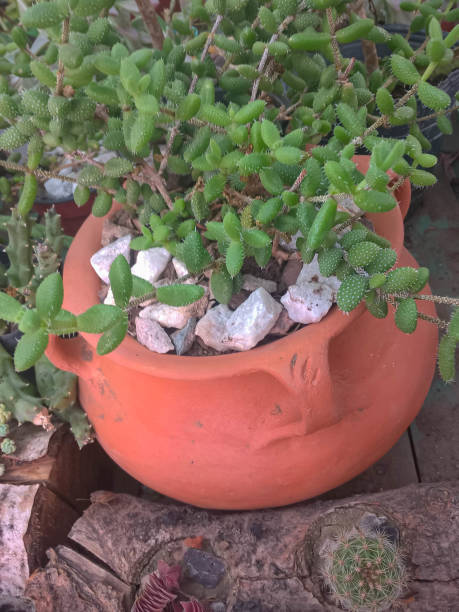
341,24,458,157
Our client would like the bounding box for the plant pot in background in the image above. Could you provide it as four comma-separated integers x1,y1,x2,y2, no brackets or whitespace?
341,25,458,156
33,193,95,237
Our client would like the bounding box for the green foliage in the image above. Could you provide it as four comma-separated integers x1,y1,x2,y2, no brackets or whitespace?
156,284,205,306
109,255,132,309
438,333,456,383
14,328,49,372
337,274,369,312
395,298,418,333
0,0,452,382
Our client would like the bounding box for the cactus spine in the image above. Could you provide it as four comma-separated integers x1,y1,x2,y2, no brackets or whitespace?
5,208,33,289
0,342,43,424
322,531,405,611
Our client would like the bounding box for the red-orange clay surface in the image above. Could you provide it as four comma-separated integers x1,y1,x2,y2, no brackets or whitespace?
47,157,437,509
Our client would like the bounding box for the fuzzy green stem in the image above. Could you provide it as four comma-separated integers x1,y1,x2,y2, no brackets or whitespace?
55,18,69,96
390,293,459,306
417,104,459,124
250,6,302,102
417,312,449,329
127,259,222,310
0,159,116,195
421,61,438,82
353,83,418,145
159,14,223,176
326,8,343,75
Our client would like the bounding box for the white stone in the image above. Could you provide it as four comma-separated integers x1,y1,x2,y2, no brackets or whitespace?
280,281,333,324
139,289,208,329
172,258,196,284
172,257,188,278
44,166,77,200
296,255,341,299
135,317,173,353
90,234,132,284
195,305,233,352
280,230,301,251
104,288,115,305
171,317,197,355
242,274,277,294
131,247,171,284
222,287,282,351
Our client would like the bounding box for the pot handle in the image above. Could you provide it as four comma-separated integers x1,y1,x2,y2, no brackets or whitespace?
46,334,94,379
247,338,341,450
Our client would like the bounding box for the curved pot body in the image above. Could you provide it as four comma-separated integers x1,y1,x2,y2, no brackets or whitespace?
47,159,437,509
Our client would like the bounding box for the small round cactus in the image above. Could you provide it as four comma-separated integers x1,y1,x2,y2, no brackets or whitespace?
322,531,405,612
1,437,16,455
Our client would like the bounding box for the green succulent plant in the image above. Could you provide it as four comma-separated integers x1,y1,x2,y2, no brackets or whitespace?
0,0,457,380
0,209,91,471
322,530,405,611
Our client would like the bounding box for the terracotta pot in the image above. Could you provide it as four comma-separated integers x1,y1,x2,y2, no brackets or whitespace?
33,194,94,236
47,157,437,509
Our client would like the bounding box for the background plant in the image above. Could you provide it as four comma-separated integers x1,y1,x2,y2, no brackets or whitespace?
0,208,91,469
0,0,458,381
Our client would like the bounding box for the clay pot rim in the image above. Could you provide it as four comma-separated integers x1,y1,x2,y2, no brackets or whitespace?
60,156,410,378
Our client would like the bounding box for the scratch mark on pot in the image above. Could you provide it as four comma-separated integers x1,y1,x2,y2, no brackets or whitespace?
271,404,282,415
290,354,297,377
96,413,105,420
195,421,203,428
81,344,93,362
311,368,320,386
114,416,123,422
301,358,309,381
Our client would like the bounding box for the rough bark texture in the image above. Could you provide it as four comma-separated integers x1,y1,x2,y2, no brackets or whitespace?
24,546,134,612
25,482,459,611
0,424,139,598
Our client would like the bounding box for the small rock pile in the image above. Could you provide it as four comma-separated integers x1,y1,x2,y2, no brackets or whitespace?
90,232,342,356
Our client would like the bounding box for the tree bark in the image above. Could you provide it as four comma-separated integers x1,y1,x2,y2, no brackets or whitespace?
25,481,459,611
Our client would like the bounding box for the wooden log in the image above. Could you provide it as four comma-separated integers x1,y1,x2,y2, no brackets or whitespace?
24,546,134,612
0,423,139,598
0,483,78,598
25,481,459,611
1,423,140,512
